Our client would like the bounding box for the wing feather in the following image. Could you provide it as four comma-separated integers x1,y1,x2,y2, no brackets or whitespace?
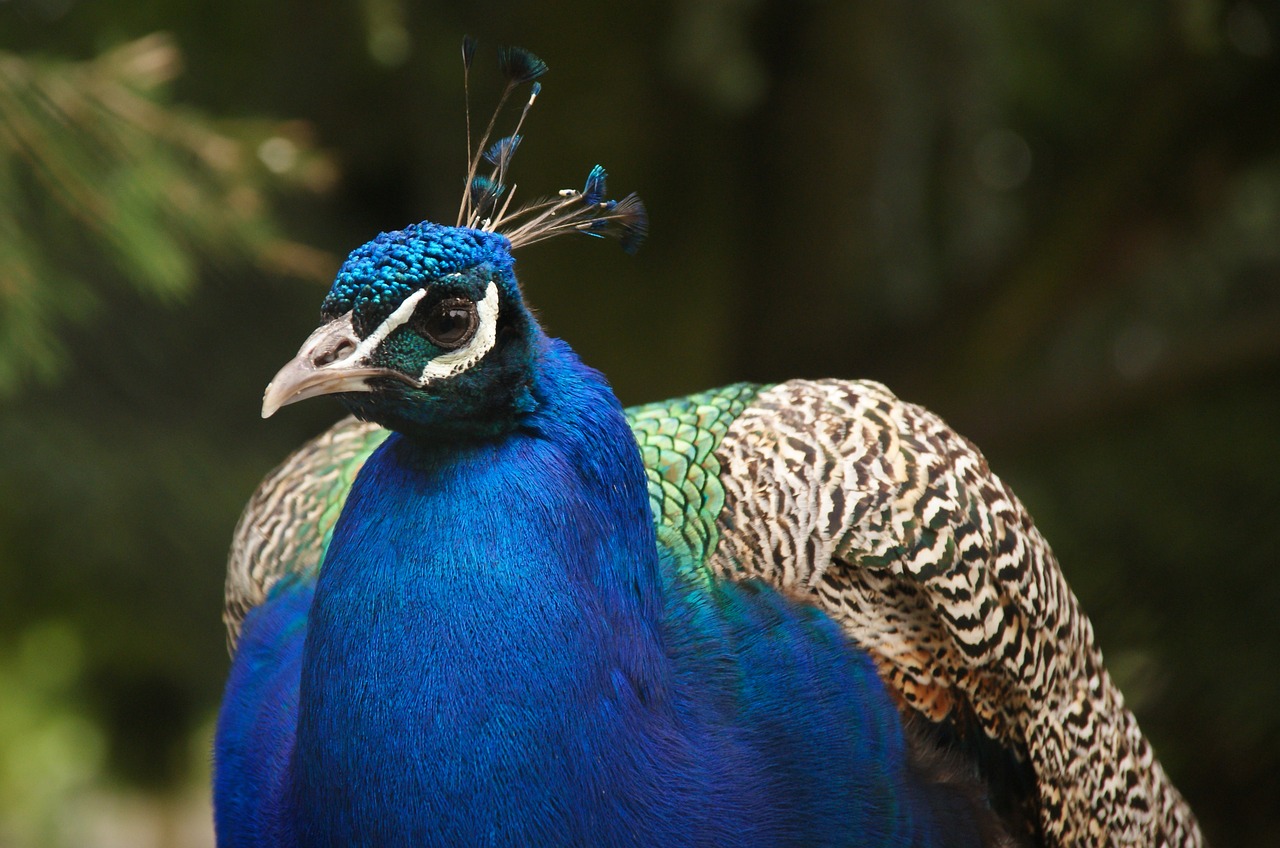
707,380,1200,847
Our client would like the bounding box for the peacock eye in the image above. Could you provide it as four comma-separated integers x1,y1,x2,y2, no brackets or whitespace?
413,297,478,350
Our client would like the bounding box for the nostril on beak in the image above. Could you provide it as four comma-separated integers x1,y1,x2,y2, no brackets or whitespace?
313,338,356,368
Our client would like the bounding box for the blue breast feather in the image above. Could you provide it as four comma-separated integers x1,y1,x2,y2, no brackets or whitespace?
215,337,990,847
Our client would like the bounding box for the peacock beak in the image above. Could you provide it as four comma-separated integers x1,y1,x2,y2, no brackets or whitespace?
261,313,393,418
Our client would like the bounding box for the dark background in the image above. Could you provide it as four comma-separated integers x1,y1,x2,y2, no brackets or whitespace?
1,2,1277,845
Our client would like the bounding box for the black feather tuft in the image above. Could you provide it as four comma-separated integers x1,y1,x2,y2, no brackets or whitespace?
461,36,478,71
497,47,548,84
612,194,649,254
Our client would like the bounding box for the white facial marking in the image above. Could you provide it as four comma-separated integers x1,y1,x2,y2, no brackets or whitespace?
349,288,428,363
419,281,500,383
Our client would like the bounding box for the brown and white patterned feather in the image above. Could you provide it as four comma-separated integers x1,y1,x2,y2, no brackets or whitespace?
709,380,1202,847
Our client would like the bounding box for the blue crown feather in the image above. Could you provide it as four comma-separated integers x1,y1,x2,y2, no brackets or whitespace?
496,46,548,85
582,164,607,205
482,135,522,168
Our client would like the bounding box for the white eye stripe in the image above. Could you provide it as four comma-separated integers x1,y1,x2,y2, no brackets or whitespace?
418,282,499,383
351,288,428,362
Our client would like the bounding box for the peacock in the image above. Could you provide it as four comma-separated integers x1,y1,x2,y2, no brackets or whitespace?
214,44,1204,847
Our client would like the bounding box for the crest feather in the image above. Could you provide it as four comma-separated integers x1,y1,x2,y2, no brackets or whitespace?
452,42,646,252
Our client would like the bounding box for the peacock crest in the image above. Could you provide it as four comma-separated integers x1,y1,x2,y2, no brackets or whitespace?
454,40,647,253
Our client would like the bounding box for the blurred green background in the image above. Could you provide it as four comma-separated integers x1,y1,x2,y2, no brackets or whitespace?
1,1,1277,845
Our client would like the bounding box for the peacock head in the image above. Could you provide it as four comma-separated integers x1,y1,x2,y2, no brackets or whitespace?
259,44,645,440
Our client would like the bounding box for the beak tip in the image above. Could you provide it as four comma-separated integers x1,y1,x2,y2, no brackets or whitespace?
261,383,281,419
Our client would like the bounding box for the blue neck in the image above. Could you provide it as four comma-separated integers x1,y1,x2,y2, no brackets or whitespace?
290,336,675,845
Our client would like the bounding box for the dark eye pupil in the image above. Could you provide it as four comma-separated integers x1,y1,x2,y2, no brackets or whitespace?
430,309,468,339
419,299,477,349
